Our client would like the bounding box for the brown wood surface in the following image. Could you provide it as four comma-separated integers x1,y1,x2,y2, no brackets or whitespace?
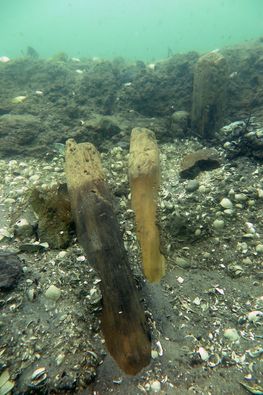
64,138,151,375
128,128,165,282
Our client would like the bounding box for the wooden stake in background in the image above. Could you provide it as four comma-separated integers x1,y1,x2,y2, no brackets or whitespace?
128,128,165,283
64,138,151,375
191,50,228,139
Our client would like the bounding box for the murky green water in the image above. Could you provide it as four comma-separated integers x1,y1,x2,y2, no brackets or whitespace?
1,0,263,60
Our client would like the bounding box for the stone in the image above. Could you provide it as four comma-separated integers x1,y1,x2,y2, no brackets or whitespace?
220,198,233,209
151,380,161,393
19,243,48,253
257,189,263,199
28,288,36,301
224,328,240,342
175,257,191,269
45,285,61,301
151,350,159,359
185,179,199,192
234,193,247,202
29,184,73,249
198,185,207,193
220,122,263,160
0,252,23,290
0,114,41,157
180,148,220,179
171,110,190,137
13,216,36,239
213,219,225,230
256,244,263,254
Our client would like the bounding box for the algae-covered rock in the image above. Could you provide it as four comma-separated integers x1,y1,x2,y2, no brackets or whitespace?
171,110,190,137
29,183,73,249
180,148,221,179
0,114,42,156
0,252,23,290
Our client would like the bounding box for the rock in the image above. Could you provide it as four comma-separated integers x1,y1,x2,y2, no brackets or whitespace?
213,219,225,230
220,198,233,209
185,179,199,192
234,193,247,202
0,252,23,290
180,148,220,179
219,121,263,160
45,285,61,301
198,185,207,193
11,96,27,104
29,184,73,249
151,380,161,393
82,115,121,147
224,328,240,342
0,114,41,157
27,288,36,301
13,209,38,239
19,242,48,253
151,350,159,359
175,257,191,269
171,110,190,137
256,244,263,254
257,189,263,199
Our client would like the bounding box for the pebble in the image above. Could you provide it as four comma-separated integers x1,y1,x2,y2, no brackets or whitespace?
257,188,263,198
151,350,159,359
150,380,161,393
76,255,86,262
175,257,191,268
220,198,233,209
198,185,207,193
185,179,199,192
28,288,36,301
234,193,247,202
224,328,240,342
213,219,225,230
56,353,65,366
223,209,234,215
19,243,49,253
4,198,16,204
29,174,40,182
256,244,263,254
56,251,67,259
14,218,34,238
45,285,61,301
243,257,252,265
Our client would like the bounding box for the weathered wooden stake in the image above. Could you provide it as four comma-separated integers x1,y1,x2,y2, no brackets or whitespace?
128,128,165,283
64,139,151,375
191,50,228,139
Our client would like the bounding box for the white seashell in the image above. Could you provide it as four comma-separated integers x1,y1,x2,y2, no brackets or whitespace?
198,347,209,361
156,340,163,356
247,311,263,323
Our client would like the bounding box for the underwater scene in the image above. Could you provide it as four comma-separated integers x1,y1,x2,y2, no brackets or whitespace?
0,1,263,394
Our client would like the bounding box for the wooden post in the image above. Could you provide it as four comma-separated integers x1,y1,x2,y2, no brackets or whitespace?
64,139,151,375
191,50,228,139
128,128,165,283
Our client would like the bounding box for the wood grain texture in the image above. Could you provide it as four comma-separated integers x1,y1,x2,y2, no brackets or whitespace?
64,138,151,375
129,128,165,283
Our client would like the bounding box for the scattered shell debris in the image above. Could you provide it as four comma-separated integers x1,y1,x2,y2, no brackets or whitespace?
0,133,262,393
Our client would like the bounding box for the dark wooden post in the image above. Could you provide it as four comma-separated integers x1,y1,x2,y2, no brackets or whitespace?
64,138,151,375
